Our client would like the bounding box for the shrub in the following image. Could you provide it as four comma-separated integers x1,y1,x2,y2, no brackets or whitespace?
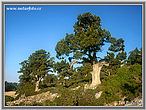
16,82,35,97
5,95,14,105
43,86,100,106
121,64,142,100
97,64,142,104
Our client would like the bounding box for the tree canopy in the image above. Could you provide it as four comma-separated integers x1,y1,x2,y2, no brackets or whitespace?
55,12,126,65
127,48,142,65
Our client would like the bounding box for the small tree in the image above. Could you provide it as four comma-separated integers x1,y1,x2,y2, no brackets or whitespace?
18,49,54,92
53,60,75,87
102,40,127,78
105,38,127,64
127,48,142,65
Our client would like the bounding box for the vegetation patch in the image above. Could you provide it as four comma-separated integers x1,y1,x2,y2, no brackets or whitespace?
5,12,142,106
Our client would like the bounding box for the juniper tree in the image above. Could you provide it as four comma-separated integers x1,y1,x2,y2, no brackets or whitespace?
55,12,126,89
127,48,142,65
103,38,127,77
18,49,54,92
53,60,75,87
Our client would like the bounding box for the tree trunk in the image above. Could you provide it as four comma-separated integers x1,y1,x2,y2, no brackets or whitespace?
35,79,41,92
89,61,109,89
90,63,102,88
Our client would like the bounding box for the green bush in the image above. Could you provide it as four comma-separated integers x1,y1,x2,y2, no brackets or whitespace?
42,86,100,106
97,64,142,104
16,82,35,97
5,95,14,102
121,64,142,100
5,95,14,105
77,89,99,106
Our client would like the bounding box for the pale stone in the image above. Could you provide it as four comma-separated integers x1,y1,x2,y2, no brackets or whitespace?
95,91,103,99
7,91,59,106
71,86,81,91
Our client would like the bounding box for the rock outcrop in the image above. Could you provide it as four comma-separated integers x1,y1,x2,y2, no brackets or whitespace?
7,91,59,106
95,91,103,99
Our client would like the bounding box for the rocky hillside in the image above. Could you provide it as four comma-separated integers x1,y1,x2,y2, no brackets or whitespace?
6,88,142,107
7,91,59,106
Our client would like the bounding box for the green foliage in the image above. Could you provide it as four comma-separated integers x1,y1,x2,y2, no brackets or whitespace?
98,64,142,104
19,49,54,83
40,74,57,88
53,60,70,77
121,64,142,100
27,49,54,81
108,38,125,52
14,64,142,106
75,63,92,82
55,12,112,65
127,48,142,65
76,89,100,106
16,82,35,97
17,49,54,94
5,81,18,91
102,52,120,78
103,48,127,79
103,37,127,78
74,12,101,33
116,51,127,62
5,96,14,105
42,86,99,106
57,62,93,88
53,60,75,87
55,12,127,92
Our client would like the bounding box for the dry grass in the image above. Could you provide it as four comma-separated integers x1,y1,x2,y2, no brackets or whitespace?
5,91,16,98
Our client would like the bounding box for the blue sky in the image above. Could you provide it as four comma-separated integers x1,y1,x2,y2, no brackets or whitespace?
5,5,142,82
